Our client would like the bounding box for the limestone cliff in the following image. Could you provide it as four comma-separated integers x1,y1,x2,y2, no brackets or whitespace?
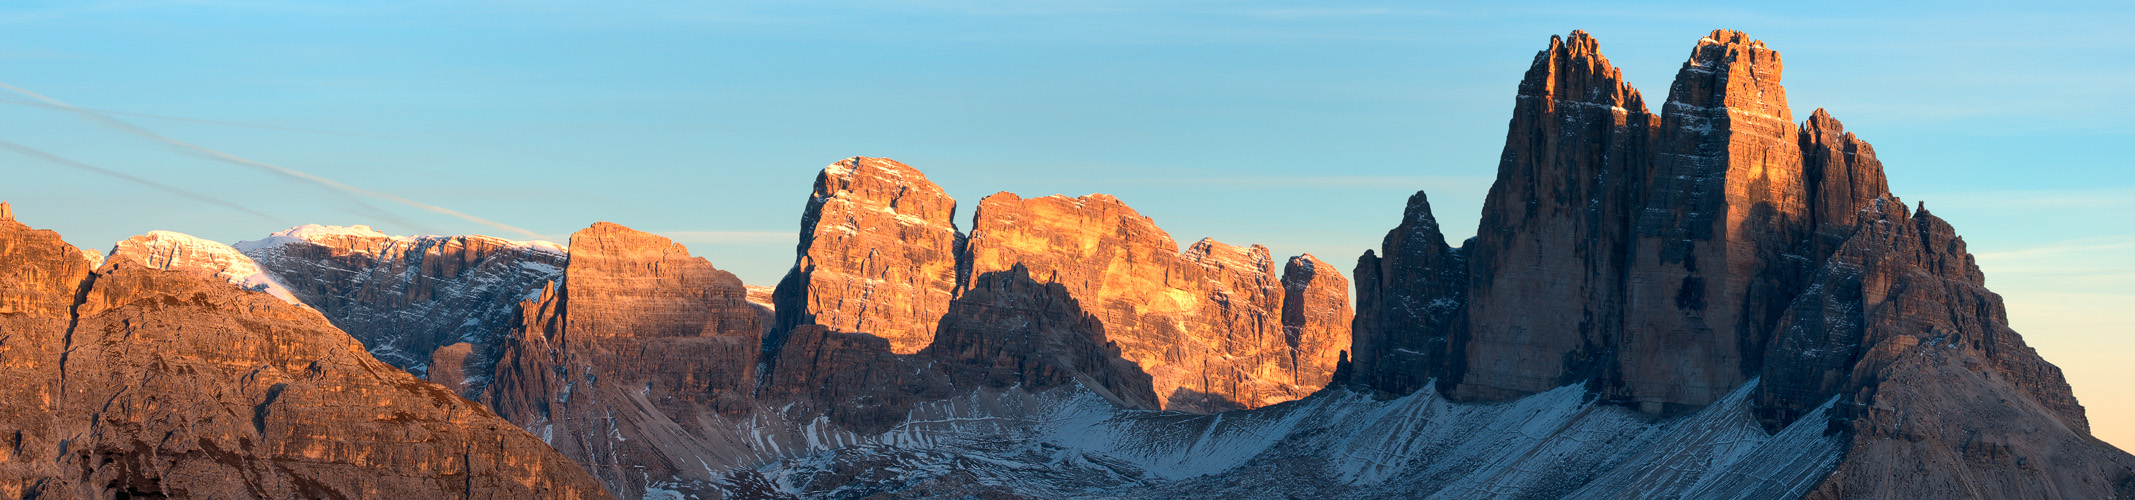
958,192,1353,412
487,222,762,497
769,157,963,358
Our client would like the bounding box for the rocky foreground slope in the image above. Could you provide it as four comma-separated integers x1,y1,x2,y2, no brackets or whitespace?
0,204,609,499
5,28,2130,500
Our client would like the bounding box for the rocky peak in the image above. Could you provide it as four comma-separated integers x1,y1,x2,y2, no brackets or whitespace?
776,156,963,355
1528,29,1647,113
1350,191,1467,396
487,221,762,497
1279,253,1351,389
1456,28,1657,402
1799,109,1891,240
561,222,756,340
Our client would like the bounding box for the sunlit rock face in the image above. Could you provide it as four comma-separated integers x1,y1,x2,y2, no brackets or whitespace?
1348,29,2135,499
760,158,1354,416
0,202,92,499
770,157,963,357
960,192,1354,412
238,224,566,399
0,207,609,499
487,222,762,497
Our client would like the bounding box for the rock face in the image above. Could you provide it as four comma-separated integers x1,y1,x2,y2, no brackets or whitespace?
958,192,1352,412
1619,29,1809,411
1767,199,2131,499
1456,30,1655,402
487,222,763,498
924,264,1160,410
770,157,963,357
0,207,609,499
0,202,92,499
1350,29,2135,498
239,224,566,398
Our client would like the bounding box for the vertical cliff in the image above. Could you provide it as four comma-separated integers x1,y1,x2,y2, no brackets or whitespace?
0,202,91,498
955,191,1351,412
487,223,762,498
762,159,1353,415
769,157,964,358
1458,30,1659,401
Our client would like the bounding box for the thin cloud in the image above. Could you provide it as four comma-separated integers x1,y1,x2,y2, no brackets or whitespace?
0,137,277,220
1105,174,1494,190
0,97,368,136
659,230,794,244
0,82,547,240
1974,236,2135,261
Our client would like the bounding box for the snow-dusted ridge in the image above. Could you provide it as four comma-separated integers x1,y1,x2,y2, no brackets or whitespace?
106,230,307,306
235,223,565,254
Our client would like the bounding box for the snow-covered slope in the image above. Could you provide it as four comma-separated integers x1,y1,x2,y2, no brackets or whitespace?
633,379,1844,499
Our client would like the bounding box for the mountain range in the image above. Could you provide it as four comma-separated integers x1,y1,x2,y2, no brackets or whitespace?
2,29,2129,499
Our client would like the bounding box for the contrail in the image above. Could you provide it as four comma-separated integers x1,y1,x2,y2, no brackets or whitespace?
0,82,550,240
0,98,368,136
0,138,277,219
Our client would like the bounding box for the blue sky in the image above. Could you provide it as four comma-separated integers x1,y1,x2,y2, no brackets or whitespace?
3,0,2130,446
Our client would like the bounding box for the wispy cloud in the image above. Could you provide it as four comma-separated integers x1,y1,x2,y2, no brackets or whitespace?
0,82,547,240
1975,236,2135,261
658,230,794,244
1918,188,2135,210
0,137,277,219
1103,174,1492,190
0,98,366,136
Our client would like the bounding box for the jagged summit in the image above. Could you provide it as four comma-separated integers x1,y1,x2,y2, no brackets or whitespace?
1527,29,1646,113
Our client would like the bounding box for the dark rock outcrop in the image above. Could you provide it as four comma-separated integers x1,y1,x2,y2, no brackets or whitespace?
1346,192,1467,396
0,205,609,499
